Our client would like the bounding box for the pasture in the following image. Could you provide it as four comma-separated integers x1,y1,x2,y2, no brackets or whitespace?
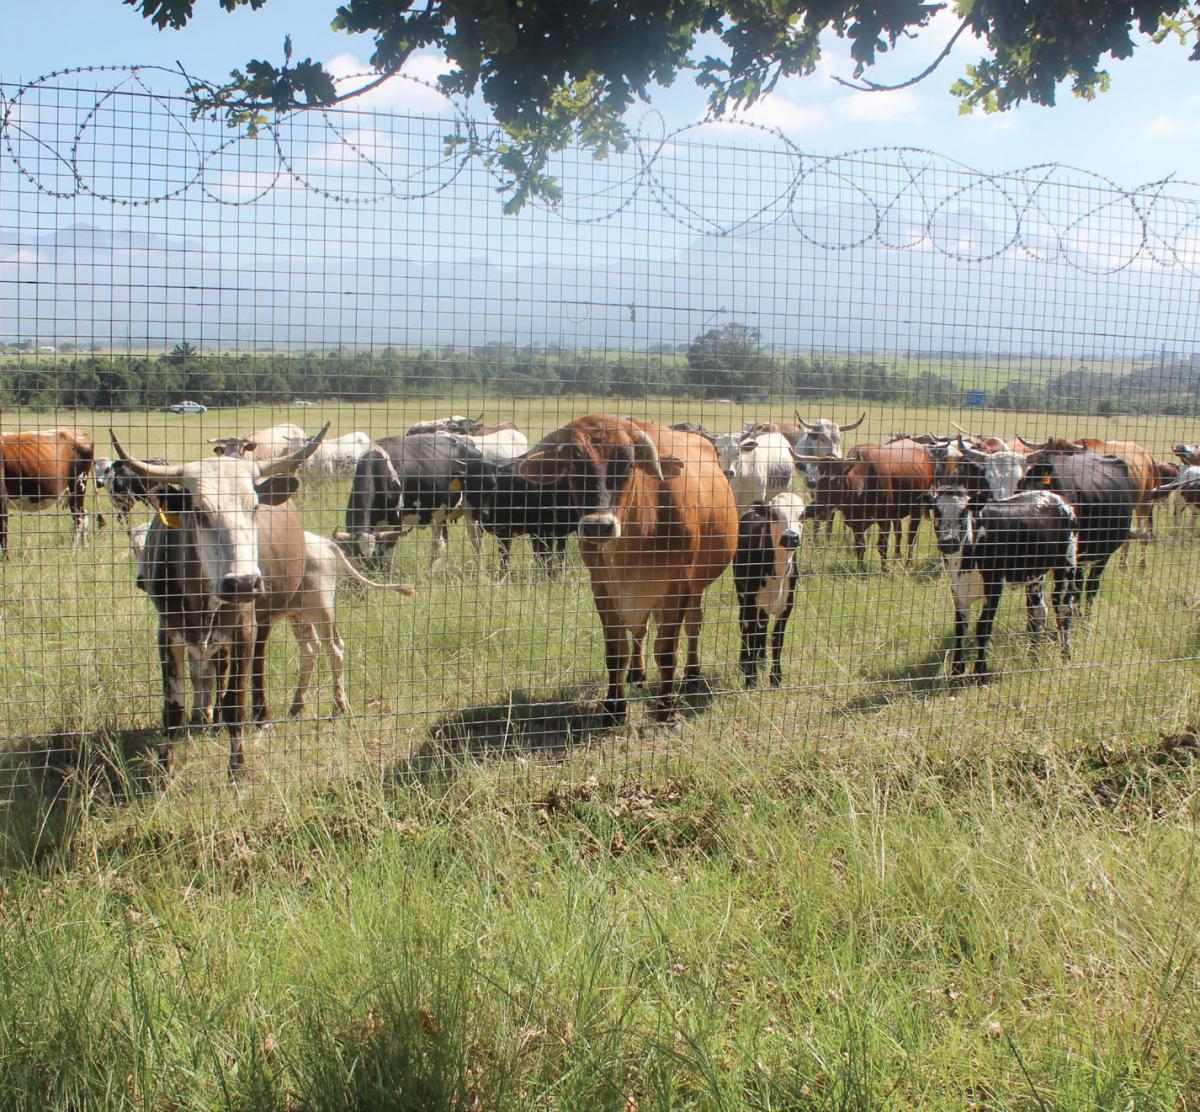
2,397,1199,1109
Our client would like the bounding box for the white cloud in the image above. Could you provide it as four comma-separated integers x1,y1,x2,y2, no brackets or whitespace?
324,51,460,116
729,94,831,134
833,87,923,125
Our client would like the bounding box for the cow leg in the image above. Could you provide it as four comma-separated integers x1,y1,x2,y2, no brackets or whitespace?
627,631,646,688
768,599,795,688
287,618,321,718
497,536,515,578
681,599,704,694
904,515,920,567
430,524,448,570
651,608,684,720
0,500,8,558
466,515,484,561
850,526,867,571
158,626,187,766
1052,570,1075,661
877,523,890,573
972,580,1004,678
320,619,350,716
187,641,216,726
949,601,970,677
249,617,274,726
1025,580,1049,644
219,616,254,772
598,617,631,728
738,601,767,687
529,534,552,575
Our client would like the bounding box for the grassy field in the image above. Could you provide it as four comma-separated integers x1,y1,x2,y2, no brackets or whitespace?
1,396,1199,1109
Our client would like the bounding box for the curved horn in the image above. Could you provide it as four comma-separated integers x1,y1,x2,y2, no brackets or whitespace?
625,421,665,482
951,422,979,441
257,421,331,477
794,411,820,431
958,434,988,462
109,430,185,481
840,412,866,431
527,424,580,455
1017,436,1046,451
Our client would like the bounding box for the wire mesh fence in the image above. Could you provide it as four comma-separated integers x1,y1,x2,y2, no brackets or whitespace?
3,66,1200,793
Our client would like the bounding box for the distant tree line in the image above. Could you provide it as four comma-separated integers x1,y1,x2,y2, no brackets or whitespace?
0,332,1195,416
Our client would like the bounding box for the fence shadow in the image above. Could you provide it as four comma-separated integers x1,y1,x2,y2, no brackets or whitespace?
0,727,166,867
393,675,722,783
837,636,959,714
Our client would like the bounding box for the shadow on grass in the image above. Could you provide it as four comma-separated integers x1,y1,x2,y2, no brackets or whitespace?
837,636,963,714
393,675,722,783
0,726,166,868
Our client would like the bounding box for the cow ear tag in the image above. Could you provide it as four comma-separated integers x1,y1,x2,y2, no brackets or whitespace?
1042,472,1053,487
449,477,463,493
157,507,182,529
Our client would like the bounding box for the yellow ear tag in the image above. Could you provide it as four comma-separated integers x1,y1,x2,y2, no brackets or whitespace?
449,477,463,492
1042,472,1053,488
157,507,182,529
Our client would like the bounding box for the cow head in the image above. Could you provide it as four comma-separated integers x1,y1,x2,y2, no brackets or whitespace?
927,486,974,556
452,456,498,527
112,423,328,601
93,456,114,489
792,411,865,460
517,416,683,543
1016,437,1086,454
758,492,805,552
208,435,257,458
1173,443,1200,466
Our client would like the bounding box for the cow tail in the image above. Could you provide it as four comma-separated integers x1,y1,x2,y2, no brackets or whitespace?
329,541,416,596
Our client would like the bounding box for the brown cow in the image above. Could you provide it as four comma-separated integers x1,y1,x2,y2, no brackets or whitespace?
0,427,95,555
794,437,933,571
519,415,738,726
1019,437,1157,566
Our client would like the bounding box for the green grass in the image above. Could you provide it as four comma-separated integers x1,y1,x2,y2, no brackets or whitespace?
1,398,1199,1108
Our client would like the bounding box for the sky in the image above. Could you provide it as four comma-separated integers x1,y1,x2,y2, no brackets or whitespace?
3,0,1200,188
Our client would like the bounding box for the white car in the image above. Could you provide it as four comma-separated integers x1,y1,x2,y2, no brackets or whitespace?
168,400,208,414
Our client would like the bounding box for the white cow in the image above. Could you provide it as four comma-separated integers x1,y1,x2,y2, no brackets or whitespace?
128,521,413,721
286,431,371,477
726,432,796,513
449,426,529,464
209,423,308,461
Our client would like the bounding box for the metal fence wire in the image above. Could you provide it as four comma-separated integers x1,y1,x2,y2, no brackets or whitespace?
3,66,1200,792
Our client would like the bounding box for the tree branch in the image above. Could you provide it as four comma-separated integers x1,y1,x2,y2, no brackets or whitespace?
832,13,972,93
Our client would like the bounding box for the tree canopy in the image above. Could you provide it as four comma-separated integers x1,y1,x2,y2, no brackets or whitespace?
124,1,1200,208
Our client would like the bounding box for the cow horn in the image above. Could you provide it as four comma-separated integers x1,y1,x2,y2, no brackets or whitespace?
109,430,186,480
625,422,665,481
794,411,820,431
958,434,988,462
257,422,331,477
841,412,866,431
527,425,579,455
332,528,352,541
372,528,405,543
1017,436,1046,450
951,422,978,441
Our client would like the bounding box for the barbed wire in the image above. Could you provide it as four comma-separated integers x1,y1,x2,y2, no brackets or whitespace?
4,64,1200,279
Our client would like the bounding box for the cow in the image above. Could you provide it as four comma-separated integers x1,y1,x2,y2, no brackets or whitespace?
127,518,414,732
407,414,484,436
793,437,933,571
1017,448,1134,608
0,427,96,554
725,431,795,513
209,423,308,461
517,415,739,725
733,492,805,688
285,431,371,477
1018,437,1156,566
332,433,485,569
453,455,578,575
747,411,866,454
107,422,378,771
94,455,168,524
927,485,1079,678
930,436,1027,499
669,422,716,443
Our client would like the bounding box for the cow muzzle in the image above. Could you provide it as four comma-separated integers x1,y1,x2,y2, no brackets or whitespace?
780,531,801,550
218,573,264,600
579,513,620,542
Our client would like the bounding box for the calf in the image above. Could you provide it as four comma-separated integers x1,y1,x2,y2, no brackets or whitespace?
733,492,805,687
928,486,1079,678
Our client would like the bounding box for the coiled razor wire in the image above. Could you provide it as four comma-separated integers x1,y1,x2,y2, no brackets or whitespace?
4,63,1200,277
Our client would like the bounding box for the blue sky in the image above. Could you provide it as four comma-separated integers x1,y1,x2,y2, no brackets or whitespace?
4,0,1200,188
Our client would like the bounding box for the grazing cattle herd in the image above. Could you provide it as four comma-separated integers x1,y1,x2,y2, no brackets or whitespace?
0,407,1190,771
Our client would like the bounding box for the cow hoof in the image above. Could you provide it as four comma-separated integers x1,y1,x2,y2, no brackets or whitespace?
650,696,680,723
596,701,626,729
768,672,783,688
627,668,646,688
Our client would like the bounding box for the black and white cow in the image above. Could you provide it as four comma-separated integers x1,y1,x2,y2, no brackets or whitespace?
1017,450,1134,609
94,455,168,523
732,492,805,687
453,455,579,575
928,486,1079,678
332,433,484,568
